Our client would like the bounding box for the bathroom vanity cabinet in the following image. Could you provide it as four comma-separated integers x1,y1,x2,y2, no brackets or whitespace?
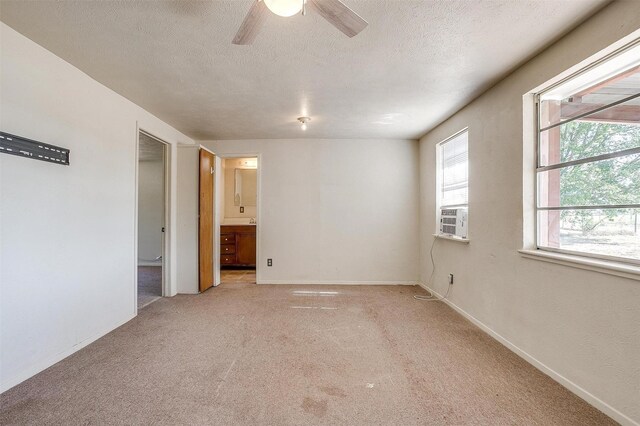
220,225,256,267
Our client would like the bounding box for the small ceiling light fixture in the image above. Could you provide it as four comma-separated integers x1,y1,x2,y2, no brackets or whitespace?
264,0,304,17
298,116,311,131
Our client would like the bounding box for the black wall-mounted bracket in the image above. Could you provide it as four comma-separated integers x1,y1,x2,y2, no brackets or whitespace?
0,131,70,165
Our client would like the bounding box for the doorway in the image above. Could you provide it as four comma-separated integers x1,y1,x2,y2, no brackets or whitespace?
137,131,168,308
220,157,258,285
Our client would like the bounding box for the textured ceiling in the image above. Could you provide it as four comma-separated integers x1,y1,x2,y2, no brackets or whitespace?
0,0,607,140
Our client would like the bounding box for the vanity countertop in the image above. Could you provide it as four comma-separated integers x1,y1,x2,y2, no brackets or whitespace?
221,219,256,226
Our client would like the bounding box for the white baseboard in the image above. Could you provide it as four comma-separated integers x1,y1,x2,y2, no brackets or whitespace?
258,280,418,285
1,314,135,394
418,283,638,426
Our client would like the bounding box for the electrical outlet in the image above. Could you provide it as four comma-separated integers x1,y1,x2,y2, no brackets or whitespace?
240,206,244,213
448,274,454,285
267,258,273,267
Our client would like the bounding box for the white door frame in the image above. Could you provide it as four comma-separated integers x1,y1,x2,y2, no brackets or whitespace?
134,128,172,313
216,153,262,285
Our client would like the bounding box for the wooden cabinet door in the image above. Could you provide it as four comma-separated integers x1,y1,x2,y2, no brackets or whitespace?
236,232,256,266
199,149,215,292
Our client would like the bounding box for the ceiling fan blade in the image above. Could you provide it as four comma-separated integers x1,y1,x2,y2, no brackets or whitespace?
233,0,269,45
308,0,368,38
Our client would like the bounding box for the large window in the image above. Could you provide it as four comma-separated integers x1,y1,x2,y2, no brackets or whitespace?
536,49,640,263
437,129,468,238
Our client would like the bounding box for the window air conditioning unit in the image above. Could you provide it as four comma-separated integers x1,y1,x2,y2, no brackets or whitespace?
440,208,468,239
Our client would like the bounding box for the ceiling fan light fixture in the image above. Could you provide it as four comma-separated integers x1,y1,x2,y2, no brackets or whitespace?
233,0,367,45
263,0,303,17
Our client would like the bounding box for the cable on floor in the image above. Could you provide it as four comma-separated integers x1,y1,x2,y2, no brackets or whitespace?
414,236,451,302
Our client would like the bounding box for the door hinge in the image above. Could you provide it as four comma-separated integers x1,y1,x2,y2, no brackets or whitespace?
211,167,214,175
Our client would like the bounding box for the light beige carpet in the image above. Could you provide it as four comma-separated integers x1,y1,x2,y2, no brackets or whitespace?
0,284,615,425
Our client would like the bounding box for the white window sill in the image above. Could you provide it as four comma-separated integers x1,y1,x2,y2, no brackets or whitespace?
518,249,640,282
433,234,470,244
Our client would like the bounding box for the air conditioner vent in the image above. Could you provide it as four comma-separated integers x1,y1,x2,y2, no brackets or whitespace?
439,208,467,239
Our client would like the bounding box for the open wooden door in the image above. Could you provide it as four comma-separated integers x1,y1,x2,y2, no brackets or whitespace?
199,149,215,292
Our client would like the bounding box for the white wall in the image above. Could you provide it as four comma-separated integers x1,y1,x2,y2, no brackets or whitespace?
418,2,640,424
0,23,194,392
203,139,420,285
137,159,164,265
176,146,199,294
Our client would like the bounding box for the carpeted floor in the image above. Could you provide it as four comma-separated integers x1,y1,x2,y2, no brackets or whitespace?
0,284,615,425
138,265,162,308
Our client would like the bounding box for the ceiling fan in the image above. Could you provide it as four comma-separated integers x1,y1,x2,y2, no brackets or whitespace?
233,0,368,45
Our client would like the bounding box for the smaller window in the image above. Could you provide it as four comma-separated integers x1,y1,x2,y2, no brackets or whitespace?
437,130,469,239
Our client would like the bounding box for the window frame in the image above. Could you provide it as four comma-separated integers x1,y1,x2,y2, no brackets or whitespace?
532,48,640,266
436,128,469,239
